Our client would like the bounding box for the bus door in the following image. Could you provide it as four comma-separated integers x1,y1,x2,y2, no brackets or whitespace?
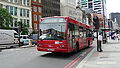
68,23,75,48
83,29,87,47
79,28,84,48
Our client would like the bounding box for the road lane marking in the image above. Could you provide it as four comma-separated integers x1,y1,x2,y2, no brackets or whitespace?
68,57,81,68
76,48,96,68
97,61,116,65
64,56,81,68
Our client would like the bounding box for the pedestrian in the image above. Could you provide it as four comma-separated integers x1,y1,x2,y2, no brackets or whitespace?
111,31,116,40
97,33,103,52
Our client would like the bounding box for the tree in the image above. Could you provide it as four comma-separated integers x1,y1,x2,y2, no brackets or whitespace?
21,23,29,35
0,8,13,29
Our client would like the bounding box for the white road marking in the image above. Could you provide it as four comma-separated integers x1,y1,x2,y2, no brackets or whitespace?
97,61,116,64
76,48,96,68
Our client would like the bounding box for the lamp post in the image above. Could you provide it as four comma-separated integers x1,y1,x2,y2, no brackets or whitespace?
102,0,107,44
18,21,22,47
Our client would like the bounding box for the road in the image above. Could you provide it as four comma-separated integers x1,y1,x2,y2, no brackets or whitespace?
0,46,94,68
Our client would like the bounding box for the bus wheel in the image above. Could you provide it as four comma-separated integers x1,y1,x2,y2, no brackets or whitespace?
88,40,90,48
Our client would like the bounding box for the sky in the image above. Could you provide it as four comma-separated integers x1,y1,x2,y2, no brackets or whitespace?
106,0,120,18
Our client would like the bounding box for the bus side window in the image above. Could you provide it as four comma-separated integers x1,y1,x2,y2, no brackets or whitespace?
74,25,79,37
86,30,92,37
68,23,75,38
79,28,83,37
68,23,74,30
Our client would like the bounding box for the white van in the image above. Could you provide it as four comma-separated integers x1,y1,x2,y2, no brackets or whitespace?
0,29,17,48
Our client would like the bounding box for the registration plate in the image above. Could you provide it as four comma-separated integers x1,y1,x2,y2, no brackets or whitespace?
47,49,54,51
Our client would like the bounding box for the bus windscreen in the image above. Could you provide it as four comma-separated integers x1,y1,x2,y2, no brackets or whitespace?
39,18,66,40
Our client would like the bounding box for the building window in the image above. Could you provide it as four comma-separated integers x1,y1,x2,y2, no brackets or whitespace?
88,0,92,1
23,9,26,16
20,8,22,16
8,0,17,3
88,3,93,8
23,0,26,5
6,6,17,16
33,0,37,2
27,9,29,17
27,20,29,27
14,0,17,2
33,6,37,12
34,23,37,29
38,7,41,13
20,19,29,27
10,6,13,15
34,14,37,21
27,0,29,6
38,0,41,3
22,0,28,6
20,8,29,17
14,7,17,16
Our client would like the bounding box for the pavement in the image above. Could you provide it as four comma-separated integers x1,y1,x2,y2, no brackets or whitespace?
76,39,120,68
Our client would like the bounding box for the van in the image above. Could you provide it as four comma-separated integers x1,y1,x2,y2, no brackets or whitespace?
0,29,18,48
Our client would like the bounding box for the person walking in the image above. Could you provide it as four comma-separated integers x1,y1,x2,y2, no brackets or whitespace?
97,33,103,52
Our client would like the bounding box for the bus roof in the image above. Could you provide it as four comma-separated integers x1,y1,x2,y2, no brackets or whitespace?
40,16,93,30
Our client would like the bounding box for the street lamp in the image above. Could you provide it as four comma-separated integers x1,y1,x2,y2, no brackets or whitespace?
18,21,22,47
102,0,107,43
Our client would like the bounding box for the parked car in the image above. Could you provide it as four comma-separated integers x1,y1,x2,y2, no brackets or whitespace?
20,35,32,45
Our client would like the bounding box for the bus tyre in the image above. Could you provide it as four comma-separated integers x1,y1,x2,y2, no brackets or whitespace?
88,40,90,48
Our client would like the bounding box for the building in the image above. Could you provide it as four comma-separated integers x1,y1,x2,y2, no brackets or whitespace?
0,0,32,31
61,0,83,23
42,0,60,17
109,13,120,27
80,0,106,14
107,19,113,29
31,0,42,31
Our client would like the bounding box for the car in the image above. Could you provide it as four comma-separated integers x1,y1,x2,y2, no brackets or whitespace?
20,35,32,45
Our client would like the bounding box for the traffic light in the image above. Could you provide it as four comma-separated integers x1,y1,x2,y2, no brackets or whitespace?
93,16,100,29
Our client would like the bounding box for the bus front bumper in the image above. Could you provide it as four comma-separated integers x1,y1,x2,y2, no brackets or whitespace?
37,47,71,53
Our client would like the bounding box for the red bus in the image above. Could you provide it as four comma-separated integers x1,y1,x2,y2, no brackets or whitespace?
37,16,93,53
